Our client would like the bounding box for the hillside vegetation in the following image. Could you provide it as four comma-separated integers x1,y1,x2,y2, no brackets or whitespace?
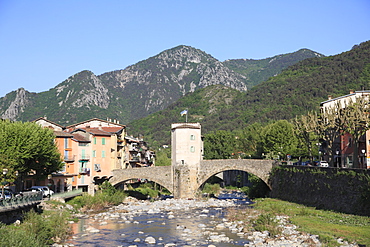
127,41,370,147
223,48,323,88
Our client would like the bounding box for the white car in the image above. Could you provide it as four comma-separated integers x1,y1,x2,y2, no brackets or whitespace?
319,161,329,167
30,186,54,197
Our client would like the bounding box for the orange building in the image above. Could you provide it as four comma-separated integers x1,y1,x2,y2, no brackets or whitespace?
33,117,153,194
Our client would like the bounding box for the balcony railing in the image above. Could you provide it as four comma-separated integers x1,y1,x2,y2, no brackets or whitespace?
79,168,90,174
64,155,75,162
79,155,90,160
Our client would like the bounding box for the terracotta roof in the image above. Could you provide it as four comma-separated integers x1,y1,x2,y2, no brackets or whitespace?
33,117,65,129
66,118,126,128
100,127,124,133
72,133,90,142
54,131,73,138
82,128,112,136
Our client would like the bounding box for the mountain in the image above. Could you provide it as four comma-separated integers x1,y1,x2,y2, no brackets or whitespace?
127,41,370,147
0,45,248,125
223,49,324,88
0,45,322,126
127,84,243,147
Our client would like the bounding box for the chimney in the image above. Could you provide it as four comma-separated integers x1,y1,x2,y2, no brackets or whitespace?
328,95,332,100
350,89,354,94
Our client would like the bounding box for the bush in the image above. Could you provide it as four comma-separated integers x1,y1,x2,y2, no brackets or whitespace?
202,183,221,196
0,210,71,247
68,182,127,211
253,212,282,236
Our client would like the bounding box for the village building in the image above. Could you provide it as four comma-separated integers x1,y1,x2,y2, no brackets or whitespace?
31,117,154,194
320,90,370,168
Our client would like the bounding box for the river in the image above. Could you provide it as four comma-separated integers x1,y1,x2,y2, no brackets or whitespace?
63,191,253,246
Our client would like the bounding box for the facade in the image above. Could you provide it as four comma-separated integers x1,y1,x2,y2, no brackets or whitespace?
320,90,370,168
171,122,203,198
32,117,154,194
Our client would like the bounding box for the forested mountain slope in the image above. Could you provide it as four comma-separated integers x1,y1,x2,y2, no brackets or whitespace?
223,48,323,88
127,41,370,147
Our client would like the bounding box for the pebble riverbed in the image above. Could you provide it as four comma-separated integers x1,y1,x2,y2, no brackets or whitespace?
56,197,360,247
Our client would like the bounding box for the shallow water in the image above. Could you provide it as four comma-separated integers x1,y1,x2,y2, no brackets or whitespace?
65,192,252,246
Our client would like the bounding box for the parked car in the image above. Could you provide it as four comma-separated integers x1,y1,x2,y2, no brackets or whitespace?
0,189,14,199
319,161,329,167
29,186,54,197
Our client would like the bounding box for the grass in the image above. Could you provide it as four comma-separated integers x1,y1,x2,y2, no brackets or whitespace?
228,198,370,246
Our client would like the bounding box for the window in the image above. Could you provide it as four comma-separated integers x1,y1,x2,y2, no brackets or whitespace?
64,138,68,148
79,142,88,147
92,150,96,158
190,135,195,140
93,137,97,145
94,164,101,171
190,146,195,153
102,138,106,145
102,150,106,158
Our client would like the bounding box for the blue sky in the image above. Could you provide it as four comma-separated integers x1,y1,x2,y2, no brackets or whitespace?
0,0,369,97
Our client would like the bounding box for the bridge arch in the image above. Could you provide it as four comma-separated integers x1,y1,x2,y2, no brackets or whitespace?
197,159,273,191
109,166,174,194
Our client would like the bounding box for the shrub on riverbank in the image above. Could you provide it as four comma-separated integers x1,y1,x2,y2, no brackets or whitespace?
201,183,221,197
68,182,127,212
227,198,370,246
0,209,72,247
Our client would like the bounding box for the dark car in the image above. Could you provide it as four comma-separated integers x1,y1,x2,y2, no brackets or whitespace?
0,189,14,199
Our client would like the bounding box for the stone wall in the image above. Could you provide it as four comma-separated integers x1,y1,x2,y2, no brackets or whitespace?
269,166,370,216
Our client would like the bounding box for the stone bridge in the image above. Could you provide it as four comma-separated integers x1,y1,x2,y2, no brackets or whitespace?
110,159,274,198
110,123,275,198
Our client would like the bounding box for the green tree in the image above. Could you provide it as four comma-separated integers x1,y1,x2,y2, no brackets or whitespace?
155,148,171,166
292,112,319,162
204,130,237,159
236,123,264,158
261,120,297,160
0,120,63,183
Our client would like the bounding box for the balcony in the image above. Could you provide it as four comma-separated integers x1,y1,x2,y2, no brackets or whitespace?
79,168,90,174
79,155,90,161
64,155,75,162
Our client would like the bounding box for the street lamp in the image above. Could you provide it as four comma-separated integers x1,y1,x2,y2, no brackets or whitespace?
336,150,340,167
361,149,366,169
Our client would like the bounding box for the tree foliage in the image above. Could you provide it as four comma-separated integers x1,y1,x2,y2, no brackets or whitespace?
0,120,63,181
204,130,237,159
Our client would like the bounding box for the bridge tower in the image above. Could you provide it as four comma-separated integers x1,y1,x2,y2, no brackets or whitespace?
171,123,203,198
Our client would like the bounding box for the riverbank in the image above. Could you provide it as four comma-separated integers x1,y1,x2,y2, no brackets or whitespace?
227,198,369,247
60,195,368,247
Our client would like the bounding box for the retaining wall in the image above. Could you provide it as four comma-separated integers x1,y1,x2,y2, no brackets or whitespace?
269,166,370,216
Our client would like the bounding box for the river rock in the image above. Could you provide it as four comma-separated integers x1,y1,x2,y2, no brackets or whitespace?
145,236,156,244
